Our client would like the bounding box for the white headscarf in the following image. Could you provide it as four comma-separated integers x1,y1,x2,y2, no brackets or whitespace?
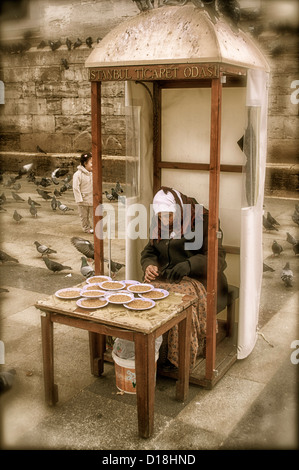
152,188,183,215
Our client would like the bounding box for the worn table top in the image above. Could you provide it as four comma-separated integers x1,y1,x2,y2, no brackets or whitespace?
35,281,196,334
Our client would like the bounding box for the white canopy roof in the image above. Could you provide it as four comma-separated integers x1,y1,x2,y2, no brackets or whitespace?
85,4,270,72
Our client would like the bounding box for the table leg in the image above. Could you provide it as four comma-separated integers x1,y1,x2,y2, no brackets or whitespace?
89,332,106,376
40,312,58,406
134,333,156,438
176,305,192,402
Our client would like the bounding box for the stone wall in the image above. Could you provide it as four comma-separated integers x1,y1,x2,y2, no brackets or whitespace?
0,0,298,193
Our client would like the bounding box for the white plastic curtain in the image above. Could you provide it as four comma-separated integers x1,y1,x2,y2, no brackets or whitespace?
238,69,269,359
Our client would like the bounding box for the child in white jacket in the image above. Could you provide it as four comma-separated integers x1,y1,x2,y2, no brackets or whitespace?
73,152,93,234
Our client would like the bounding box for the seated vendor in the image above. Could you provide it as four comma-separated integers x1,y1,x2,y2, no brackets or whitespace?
140,186,228,369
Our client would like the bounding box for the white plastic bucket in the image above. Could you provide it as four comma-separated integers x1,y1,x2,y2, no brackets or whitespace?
112,351,159,394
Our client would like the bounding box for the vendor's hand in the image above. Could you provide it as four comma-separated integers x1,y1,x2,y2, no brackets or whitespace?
167,261,190,283
144,265,159,283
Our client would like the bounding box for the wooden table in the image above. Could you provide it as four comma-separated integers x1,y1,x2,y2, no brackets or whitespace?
35,283,195,438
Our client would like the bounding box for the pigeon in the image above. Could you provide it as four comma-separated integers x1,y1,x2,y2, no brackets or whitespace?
28,197,41,207
34,241,57,256
61,58,69,70
80,256,95,279
286,232,297,246
115,182,124,193
104,258,125,278
52,168,69,179
19,163,33,176
0,193,6,204
104,190,114,202
57,201,74,212
36,188,52,200
54,189,61,198
37,40,47,49
29,203,38,217
272,240,283,256
263,263,275,273
267,211,280,226
0,369,16,394
66,38,72,50
263,216,278,232
13,210,22,223
71,237,94,259
51,196,58,211
111,188,120,200
86,37,93,48
281,262,293,287
293,242,299,256
12,182,21,191
0,250,19,263
48,39,61,51
43,256,72,273
73,38,82,49
11,191,25,202
292,210,299,226
36,145,47,154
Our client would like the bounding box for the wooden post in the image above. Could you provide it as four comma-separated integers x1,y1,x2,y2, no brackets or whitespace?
205,77,222,381
153,82,162,194
40,312,58,405
91,81,104,274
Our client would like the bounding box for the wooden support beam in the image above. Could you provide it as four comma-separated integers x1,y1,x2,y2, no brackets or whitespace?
205,77,222,382
91,81,104,274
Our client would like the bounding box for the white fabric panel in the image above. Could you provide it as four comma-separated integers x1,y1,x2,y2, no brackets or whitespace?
237,69,269,359
125,81,154,281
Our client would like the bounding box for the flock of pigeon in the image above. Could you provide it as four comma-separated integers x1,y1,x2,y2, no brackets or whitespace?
263,206,299,288
0,164,126,286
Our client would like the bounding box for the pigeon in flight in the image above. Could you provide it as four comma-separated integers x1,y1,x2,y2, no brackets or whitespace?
52,168,69,179
281,262,293,287
0,250,19,263
42,256,72,273
34,241,57,256
80,257,95,279
71,237,94,259
271,240,283,256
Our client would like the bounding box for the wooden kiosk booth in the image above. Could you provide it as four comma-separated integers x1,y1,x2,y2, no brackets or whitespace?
85,3,270,389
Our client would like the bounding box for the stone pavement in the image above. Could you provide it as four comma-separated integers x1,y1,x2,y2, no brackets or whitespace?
0,174,298,451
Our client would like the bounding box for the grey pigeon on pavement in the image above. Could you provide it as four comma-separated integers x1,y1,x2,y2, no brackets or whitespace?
104,258,125,278
11,191,25,202
13,210,22,223
43,256,72,273
263,216,278,232
286,232,297,246
51,196,58,211
0,250,19,263
263,262,275,273
267,211,280,226
57,200,74,212
80,257,95,279
272,240,283,256
71,237,94,259
34,241,57,256
293,242,299,256
29,203,38,217
104,190,114,201
28,197,41,207
292,209,299,226
36,188,52,200
281,262,293,287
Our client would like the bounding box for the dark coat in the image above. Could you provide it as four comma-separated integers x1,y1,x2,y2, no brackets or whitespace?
140,211,228,313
